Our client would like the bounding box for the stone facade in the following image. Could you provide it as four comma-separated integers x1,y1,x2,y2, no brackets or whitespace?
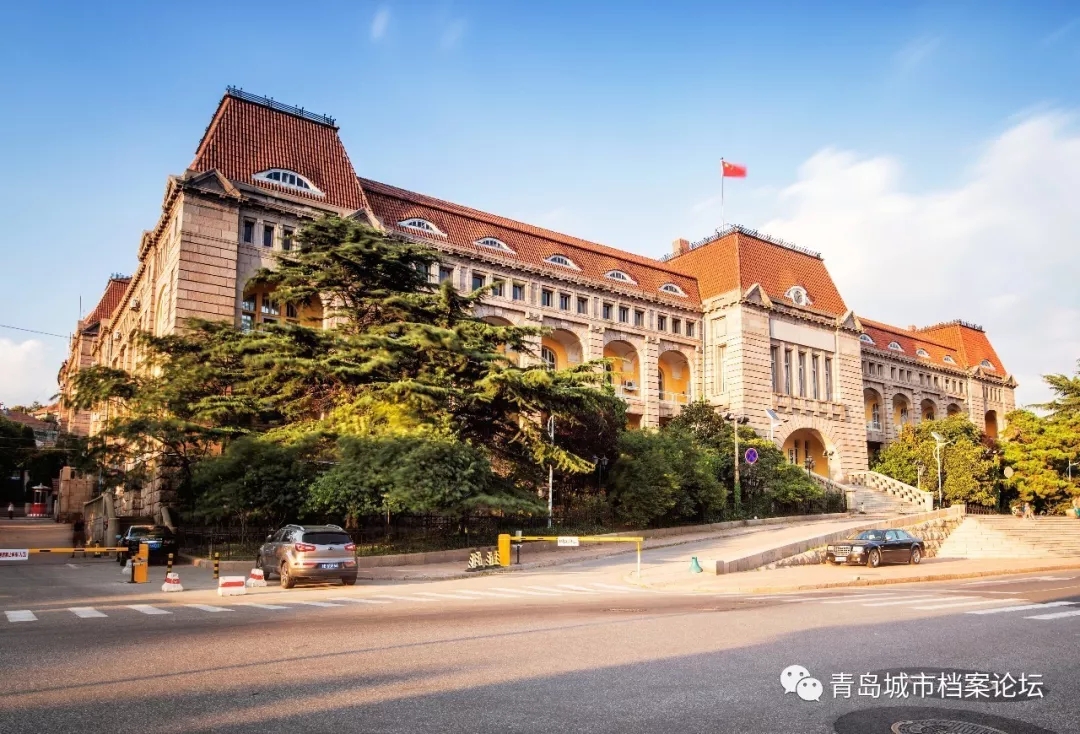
64,89,1018,515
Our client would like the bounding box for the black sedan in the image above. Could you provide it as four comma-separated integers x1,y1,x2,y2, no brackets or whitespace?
825,528,925,568
117,525,178,564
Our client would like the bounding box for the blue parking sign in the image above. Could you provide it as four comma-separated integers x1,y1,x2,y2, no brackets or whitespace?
744,448,759,465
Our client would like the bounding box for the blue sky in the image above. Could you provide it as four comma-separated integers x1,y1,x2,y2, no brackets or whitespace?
2,1,1079,407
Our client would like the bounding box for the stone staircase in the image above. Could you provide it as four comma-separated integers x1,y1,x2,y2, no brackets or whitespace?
937,516,1080,559
844,471,933,515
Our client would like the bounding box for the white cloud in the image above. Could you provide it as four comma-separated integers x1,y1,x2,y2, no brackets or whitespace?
441,19,467,50
895,35,941,73
0,339,55,407
758,113,1080,408
1041,18,1078,47
370,6,390,41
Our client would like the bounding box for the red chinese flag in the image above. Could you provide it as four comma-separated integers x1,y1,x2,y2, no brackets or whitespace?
721,161,747,178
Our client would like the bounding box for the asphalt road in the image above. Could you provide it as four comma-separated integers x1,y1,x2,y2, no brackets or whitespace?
1,556,1078,733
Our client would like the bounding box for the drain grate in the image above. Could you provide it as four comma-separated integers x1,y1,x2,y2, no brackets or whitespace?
891,722,1008,734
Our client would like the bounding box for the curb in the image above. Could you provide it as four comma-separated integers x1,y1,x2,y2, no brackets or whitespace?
631,560,1080,594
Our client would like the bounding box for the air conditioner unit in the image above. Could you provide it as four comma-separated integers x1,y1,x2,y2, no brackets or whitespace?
622,380,638,391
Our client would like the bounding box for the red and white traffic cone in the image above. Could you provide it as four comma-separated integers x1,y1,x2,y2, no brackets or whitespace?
246,568,267,588
161,572,184,592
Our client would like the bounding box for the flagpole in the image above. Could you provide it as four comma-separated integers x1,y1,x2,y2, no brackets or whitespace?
721,158,726,228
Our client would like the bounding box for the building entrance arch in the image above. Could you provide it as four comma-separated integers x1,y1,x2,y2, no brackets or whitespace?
773,416,843,482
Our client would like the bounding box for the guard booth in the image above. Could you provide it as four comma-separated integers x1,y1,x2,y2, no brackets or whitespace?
28,484,51,518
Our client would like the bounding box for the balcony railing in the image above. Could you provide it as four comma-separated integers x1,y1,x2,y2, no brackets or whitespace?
866,420,882,432
659,391,689,404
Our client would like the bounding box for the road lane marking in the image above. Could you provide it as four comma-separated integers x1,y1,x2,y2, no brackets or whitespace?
69,607,107,618
523,586,571,595
914,599,1029,610
860,596,967,607
410,592,478,600
1025,609,1080,620
370,595,437,603
456,590,523,599
293,600,343,607
5,610,37,622
592,583,651,593
817,594,900,604
967,601,1076,615
128,605,171,615
557,585,601,593
239,603,290,610
489,587,560,596
328,597,391,605
66,563,79,569
186,604,234,613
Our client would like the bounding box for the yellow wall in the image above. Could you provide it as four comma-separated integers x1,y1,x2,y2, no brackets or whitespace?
892,399,909,427
864,391,881,423
782,429,830,477
603,343,640,385
658,352,690,398
541,335,570,369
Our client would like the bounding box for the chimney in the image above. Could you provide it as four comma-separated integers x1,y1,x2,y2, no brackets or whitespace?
672,238,690,256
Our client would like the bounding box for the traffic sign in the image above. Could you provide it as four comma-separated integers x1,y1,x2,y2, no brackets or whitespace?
0,549,29,561
744,448,759,465
557,536,580,547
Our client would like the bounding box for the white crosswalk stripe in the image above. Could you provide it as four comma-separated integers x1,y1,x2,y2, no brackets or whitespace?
458,589,526,598
967,601,1076,615
488,587,560,597
817,594,899,604
185,604,234,613
5,610,37,622
328,597,391,605
128,604,171,615
69,607,107,618
862,596,979,608
239,603,290,610
523,586,570,595
370,595,437,603
556,585,601,593
1025,609,1080,620
293,600,342,607
412,592,478,600
913,599,1029,610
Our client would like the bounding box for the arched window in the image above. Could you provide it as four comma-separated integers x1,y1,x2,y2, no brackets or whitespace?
785,286,810,306
398,218,446,236
859,334,875,345
915,348,929,358
659,283,686,297
980,359,995,370
604,270,637,285
544,254,579,270
943,355,956,364
253,169,323,196
888,341,903,352
540,346,557,370
475,237,515,254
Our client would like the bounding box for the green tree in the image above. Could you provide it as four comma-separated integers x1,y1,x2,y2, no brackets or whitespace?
190,436,316,532
873,416,996,506
0,416,36,503
1001,409,1080,513
1037,359,1080,420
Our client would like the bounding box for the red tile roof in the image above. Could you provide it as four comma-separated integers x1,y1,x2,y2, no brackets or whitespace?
190,90,369,211
859,318,1007,375
917,321,1007,374
664,228,849,316
359,178,701,305
82,277,130,330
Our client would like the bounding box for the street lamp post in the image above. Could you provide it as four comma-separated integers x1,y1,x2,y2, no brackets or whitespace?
725,413,749,513
547,416,555,529
931,431,952,509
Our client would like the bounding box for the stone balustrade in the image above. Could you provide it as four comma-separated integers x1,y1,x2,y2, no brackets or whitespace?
847,470,933,511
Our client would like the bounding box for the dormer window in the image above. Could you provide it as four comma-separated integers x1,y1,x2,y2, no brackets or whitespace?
888,341,903,352
544,254,579,270
784,286,811,306
604,270,637,285
475,237,515,254
916,348,930,358
659,283,687,297
943,355,956,364
980,359,995,370
398,218,446,237
253,169,323,196
859,334,875,345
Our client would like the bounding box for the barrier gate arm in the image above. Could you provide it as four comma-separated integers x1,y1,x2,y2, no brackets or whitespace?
497,534,645,579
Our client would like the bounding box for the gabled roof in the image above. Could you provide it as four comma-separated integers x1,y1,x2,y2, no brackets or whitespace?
664,227,848,316
82,277,131,331
859,317,1007,375
359,178,701,305
190,89,368,211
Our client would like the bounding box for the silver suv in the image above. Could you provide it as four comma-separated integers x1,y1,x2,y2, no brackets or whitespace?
257,524,358,588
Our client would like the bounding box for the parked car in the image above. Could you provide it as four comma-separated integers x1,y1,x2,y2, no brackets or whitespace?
825,528,925,568
117,525,178,564
257,524,358,588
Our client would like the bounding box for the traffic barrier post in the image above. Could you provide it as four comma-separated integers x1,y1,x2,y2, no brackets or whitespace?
213,552,220,580
166,552,174,577
498,534,645,578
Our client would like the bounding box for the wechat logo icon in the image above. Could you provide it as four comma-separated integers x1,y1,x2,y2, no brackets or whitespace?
781,664,823,702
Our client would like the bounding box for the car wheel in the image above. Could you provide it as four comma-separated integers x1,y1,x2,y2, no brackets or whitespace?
867,549,882,568
280,561,296,589
341,576,356,586
909,546,922,565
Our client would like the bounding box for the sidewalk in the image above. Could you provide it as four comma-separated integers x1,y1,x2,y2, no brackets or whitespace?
634,556,1080,594
0,518,73,548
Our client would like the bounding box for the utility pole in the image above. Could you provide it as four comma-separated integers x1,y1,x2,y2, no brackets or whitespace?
725,413,748,513
932,432,950,509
